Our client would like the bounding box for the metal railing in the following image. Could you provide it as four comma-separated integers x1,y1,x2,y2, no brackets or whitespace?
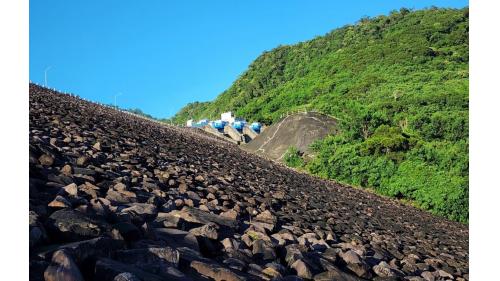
278,107,343,121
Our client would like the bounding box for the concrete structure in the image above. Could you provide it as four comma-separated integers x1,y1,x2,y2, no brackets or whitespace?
187,112,259,144
224,125,243,143
202,125,239,145
243,125,259,140
203,125,222,135
221,111,235,123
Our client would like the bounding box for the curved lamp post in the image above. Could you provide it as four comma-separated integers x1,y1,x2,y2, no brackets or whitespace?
114,92,123,109
44,66,52,87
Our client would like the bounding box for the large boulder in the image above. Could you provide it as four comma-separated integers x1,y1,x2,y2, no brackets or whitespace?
313,266,365,281
44,249,84,281
106,189,137,204
115,247,180,266
30,259,49,281
191,260,246,281
339,250,372,279
35,237,124,263
94,258,185,281
113,272,142,281
189,223,220,240
168,207,238,229
373,261,403,278
271,230,297,246
285,244,305,266
252,239,276,261
45,209,109,242
291,259,313,280
154,228,200,252
29,211,47,248
114,247,180,276
120,203,158,224
39,154,55,166
112,222,142,241
176,246,212,269
255,210,277,225
48,195,72,209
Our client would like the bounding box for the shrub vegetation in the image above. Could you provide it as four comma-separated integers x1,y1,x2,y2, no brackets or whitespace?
283,146,305,168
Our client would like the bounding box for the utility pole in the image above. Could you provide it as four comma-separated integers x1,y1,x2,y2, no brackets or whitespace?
44,66,52,87
114,92,123,109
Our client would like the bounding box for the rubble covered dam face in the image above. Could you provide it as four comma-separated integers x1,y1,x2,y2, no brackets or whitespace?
29,84,469,280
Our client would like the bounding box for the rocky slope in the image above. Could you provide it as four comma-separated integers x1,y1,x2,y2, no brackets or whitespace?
242,112,337,162
29,84,468,281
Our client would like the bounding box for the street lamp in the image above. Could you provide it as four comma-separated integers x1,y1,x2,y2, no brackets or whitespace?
114,92,123,109
44,66,52,87
169,107,174,125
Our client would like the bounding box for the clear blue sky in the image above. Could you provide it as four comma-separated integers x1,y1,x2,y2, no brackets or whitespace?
30,0,468,119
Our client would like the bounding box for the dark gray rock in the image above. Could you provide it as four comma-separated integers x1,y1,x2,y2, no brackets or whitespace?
154,212,187,228
114,247,180,276
48,195,72,208
112,222,142,241
154,228,200,252
95,258,187,281
420,271,436,281
191,260,246,281
340,250,372,279
44,249,84,281
39,154,54,166
285,244,305,266
30,259,50,281
45,209,109,242
120,203,158,224
291,259,313,279
160,200,176,212
252,239,276,261
373,261,403,278
168,206,238,229
106,189,137,204
115,247,179,266
223,257,247,272
113,272,142,281
29,211,47,248
35,237,124,263
189,222,220,240
313,267,365,281
60,183,78,196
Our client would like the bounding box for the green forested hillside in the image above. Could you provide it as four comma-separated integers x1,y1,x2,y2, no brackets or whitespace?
171,7,469,222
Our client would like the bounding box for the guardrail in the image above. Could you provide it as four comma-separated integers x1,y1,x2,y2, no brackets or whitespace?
279,108,344,122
